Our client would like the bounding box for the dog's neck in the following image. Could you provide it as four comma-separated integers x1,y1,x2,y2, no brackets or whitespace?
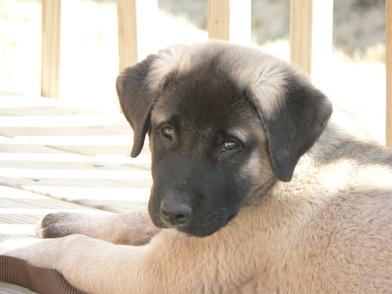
236,122,392,243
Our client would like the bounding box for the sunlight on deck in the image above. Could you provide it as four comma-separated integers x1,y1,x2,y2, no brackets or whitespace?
0,95,151,239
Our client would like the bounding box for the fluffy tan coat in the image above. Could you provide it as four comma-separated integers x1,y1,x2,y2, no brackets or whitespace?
1,42,392,293
2,123,392,294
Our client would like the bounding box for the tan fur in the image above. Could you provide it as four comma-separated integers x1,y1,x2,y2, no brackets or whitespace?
2,42,392,293
3,123,392,293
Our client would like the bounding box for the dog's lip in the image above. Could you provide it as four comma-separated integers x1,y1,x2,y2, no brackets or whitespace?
178,214,236,237
158,218,214,236
158,217,188,229
177,225,220,237
167,222,191,232
155,211,237,237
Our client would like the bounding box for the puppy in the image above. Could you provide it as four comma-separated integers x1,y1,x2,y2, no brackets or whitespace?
3,41,392,294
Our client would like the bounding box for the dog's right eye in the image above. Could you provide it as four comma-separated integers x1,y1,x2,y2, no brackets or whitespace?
221,138,242,152
160,126,175,140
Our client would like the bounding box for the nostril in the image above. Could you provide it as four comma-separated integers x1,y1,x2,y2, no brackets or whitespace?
174,211,190,224
160,202,192,226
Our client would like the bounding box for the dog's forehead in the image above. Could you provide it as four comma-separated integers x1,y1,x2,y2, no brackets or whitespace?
151,69,257,130
147,41,291,118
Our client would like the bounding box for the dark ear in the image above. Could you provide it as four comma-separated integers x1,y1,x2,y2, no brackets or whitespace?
116,55,158,157
256,74,332,182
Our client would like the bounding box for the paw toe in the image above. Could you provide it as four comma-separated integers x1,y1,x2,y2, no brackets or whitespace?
37,212,74,238
40,224,68,239
40,212,68,228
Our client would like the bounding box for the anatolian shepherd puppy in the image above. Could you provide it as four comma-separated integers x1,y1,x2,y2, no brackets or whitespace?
2,41,392,293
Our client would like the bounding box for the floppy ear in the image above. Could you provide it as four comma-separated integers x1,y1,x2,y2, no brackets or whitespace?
253,74,332,182
116,55,158,157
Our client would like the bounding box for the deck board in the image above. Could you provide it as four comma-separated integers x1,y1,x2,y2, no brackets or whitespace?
0,96,151,210
0,95,152,293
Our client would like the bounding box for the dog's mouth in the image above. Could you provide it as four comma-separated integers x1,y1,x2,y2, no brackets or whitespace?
156,211,237,238
148,188,241,237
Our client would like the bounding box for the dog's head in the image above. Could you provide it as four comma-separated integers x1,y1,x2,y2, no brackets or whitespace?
117,41,332,237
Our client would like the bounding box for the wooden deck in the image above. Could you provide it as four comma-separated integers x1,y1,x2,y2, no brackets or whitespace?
0,94,152,293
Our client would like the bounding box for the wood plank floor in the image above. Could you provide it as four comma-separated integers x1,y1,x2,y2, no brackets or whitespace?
0,95,152,293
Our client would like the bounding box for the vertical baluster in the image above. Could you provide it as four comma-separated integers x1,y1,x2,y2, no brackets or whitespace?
290,0,333,79
117,0,158,72
41,0,61,98
208,0,251,44
387,0,392,147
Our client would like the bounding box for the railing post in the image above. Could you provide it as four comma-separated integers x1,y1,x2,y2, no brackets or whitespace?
117,0,158,72
208,0,229,40
290,0,333,78
290,0,312,75
387,0,392,147
117,0,137,72
41,0,61,98
208,0,251,44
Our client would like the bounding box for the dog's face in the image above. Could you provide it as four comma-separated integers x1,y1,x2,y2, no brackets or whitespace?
147,70,271,236
116,41,332,237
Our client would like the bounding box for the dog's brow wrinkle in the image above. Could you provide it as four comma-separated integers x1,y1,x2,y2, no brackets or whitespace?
151,117,166,127
150,109,171,126
227,129,248,142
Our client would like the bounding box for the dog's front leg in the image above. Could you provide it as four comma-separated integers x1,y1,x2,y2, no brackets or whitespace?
37,209,160,245
2,232,209,294
2,234,160,294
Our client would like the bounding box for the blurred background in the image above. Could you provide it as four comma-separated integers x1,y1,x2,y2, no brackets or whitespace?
0,0,387,142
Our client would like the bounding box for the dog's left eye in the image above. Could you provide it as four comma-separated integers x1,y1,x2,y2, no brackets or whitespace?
222,139,241,151
161,126,175,140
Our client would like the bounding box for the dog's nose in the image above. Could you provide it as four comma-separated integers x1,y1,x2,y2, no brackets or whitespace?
160,198,192,226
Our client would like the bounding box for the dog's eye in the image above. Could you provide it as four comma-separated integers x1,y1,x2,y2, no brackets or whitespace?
161,126,175,140
222,139,241,151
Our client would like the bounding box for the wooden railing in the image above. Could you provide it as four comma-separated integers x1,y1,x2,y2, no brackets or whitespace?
40,0,391,147
41,0,61,98
387,0,392,147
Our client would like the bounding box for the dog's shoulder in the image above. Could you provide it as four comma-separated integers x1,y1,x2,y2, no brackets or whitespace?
294,123,392,192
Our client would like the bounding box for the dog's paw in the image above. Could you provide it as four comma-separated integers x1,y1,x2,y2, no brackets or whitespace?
36,212,85,239
36,210,159,245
